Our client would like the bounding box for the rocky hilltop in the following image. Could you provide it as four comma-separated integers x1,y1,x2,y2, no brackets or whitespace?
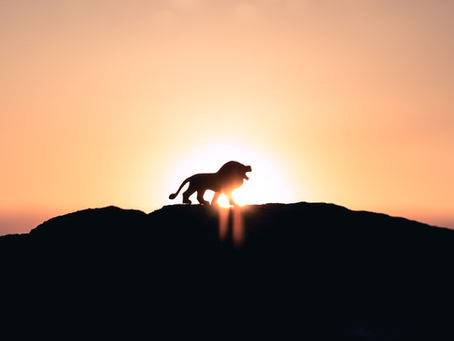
1,202,453,340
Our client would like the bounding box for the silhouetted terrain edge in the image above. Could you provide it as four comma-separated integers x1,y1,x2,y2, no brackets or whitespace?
1,202,454,340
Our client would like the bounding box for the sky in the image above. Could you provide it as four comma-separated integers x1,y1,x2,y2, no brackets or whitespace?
1,0,453,235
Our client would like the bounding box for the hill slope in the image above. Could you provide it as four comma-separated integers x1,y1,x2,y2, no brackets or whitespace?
1,202,453,340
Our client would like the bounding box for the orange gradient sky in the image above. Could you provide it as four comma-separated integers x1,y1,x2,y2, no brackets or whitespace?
1,0,453,235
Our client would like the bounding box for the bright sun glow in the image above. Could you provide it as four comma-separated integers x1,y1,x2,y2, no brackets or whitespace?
167,143,292,207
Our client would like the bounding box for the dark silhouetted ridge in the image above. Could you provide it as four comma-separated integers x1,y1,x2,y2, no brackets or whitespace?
1,202,453,340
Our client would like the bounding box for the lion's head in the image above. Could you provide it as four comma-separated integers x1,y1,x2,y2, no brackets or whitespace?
217,161,252,181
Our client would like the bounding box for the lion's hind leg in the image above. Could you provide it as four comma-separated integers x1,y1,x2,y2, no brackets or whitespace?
196,190,210,205
182,185,196,204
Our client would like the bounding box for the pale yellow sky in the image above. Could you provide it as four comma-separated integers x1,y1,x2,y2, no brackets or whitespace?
1,0,453,234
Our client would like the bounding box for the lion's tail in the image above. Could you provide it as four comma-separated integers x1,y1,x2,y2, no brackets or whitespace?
169,177,191,200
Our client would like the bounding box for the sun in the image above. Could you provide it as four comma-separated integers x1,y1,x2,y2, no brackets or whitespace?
167,143,292,207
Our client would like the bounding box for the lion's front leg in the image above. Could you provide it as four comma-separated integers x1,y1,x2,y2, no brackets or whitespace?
226,192,237,206
211,192,220,205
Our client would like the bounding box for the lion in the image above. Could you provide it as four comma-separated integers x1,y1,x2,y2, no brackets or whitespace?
168,161,252,206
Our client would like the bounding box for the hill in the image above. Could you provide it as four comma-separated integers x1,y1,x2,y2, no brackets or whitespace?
1,202,453,340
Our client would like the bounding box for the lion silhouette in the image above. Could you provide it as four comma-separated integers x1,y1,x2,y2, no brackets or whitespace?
169,161,252,206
